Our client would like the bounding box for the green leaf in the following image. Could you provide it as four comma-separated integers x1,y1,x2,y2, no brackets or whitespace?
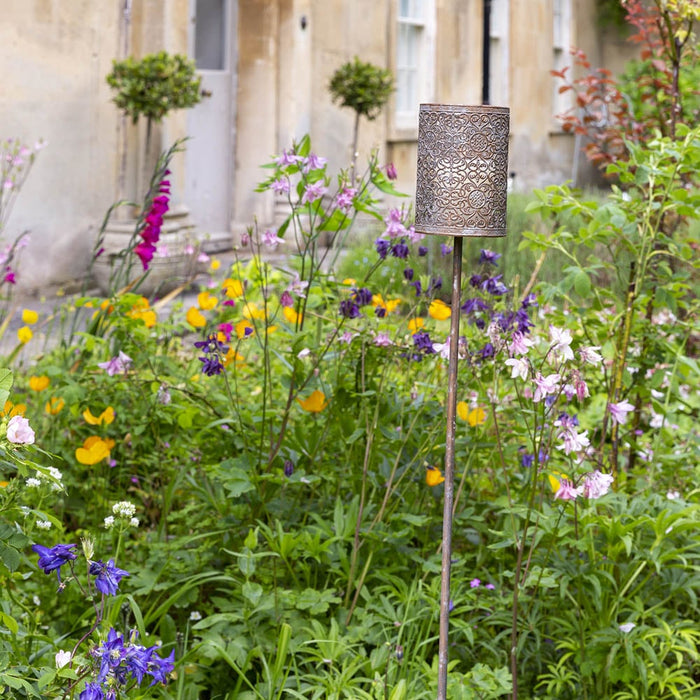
0,610,18,634
0,368,13,408
242,581,263,605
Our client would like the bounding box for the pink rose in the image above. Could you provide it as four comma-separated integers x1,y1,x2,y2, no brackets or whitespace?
7,415,35,445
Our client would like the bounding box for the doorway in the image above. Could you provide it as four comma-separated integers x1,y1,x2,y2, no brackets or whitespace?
185,0,236,238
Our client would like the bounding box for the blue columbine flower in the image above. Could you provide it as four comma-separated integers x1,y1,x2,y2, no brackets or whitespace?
32,543,77,582
89,559,129,596
79,682,104,700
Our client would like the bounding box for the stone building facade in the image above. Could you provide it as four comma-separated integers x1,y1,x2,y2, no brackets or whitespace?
0,0,634,289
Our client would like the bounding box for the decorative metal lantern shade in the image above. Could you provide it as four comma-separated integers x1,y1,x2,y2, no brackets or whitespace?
414,104,510,238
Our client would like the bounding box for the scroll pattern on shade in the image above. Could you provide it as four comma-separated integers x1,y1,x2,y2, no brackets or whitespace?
414,104,510,238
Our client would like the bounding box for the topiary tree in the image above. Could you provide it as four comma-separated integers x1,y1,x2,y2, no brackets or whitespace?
329,57,394,180
106,51,201,200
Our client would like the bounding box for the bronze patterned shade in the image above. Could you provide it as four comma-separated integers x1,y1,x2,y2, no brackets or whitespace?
414,104,510,237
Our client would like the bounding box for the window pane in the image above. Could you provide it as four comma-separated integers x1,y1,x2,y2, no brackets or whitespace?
195,0,226,70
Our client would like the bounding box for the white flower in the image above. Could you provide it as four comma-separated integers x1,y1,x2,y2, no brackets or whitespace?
55,650,72,668
533,372,561,403
666,489,680,500
189,611,202,621
112,501,136,518
505,357,529,381
32,595,41,606
129,517,140,528
297,348,311,359
549,326,574,362
26,477,41,488
104,516,115,529
619,623,636,634
649,411,665,429
578,346,603,366
36,520,52,530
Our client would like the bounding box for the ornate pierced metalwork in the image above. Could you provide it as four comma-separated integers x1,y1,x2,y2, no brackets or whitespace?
414,104,510,238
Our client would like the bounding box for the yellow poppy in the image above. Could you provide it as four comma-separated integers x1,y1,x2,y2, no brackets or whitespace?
83,406,115,426
243,302,266,320
408,317,424,333
22,309,39,324
457,402,486,427
29,375,50,392
235,319,255,339
342,278,356,285
128,298,156,327
186,307,207,328
197,291,218,311
223,278,244,298
45,396,65,415
0,481,8,488
75,436,113,465
297,390,328,413
223,347,245,367
548,471,569,493
17,326,33,344
372,294,401,314
283,307,302,325
2,400,26,417
429,299,451,321
426,465,445,486
210,258,221,271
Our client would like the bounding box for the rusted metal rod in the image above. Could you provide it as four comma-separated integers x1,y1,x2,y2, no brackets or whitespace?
437,236,463,700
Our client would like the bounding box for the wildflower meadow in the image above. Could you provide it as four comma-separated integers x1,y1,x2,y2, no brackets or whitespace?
0,4,698,699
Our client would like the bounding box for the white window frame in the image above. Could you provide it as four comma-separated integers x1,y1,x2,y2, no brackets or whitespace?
552,0,573,122
489,0,510,107
393,0,436,134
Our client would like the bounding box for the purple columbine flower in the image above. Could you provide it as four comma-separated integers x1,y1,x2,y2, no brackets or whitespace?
194,334,229,376
89,559,130,596
284,460,294,477
390,241,409,259
479,249,501,265
440,243,453,257
413,331,435,354
470,578,481,588
481,274,508,296
385,162,398,180
469,274,483,288
339,299,361,319
97,351,133,376
375,238,390,259
32,543,77,581
79,682,104,700
403,267,414,281
418,245,428,257
352,287,373,306
409,280,422,297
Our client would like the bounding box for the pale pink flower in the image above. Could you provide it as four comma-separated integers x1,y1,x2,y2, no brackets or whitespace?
554,478,581,501
432,337,451,359
275,149,300,167
505,357,529,381
510,331,535,356
373,332,393,347
334,187,357,213
533,372,560,402
301,182,327,204
262,229,285,248
7,415,35,445
98,351,133,376
549,326,574,362
557,428,590,456
579,346,603,366
270,178,290,194
302,153,327,172
581,470,614,499
608,400,635,425
383,208,406,238
406,225,424,244
339,331,357,344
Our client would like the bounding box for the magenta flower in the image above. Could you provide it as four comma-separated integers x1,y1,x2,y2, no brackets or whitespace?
385,162,398,180
6,415,35,444
301,182,327,204
608,400,635,426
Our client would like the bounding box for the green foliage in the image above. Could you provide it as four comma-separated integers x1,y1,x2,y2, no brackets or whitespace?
329,57,394,121
0,126,698,698
106,51,201,124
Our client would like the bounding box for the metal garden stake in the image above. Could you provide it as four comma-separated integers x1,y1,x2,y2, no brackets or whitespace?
413,103,510,700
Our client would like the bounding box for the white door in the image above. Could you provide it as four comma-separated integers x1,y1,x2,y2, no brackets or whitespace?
185,0,235,235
